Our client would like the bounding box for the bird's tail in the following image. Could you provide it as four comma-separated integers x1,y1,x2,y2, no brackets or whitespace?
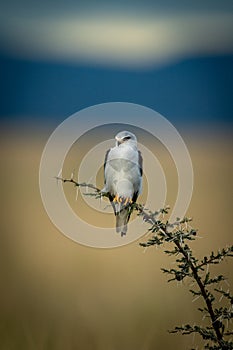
115,208,131,236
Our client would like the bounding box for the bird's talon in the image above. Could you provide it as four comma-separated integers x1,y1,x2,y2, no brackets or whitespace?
113,196,133,205
123,197,133,205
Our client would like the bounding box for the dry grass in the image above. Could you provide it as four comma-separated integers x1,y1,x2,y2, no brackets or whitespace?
0,126,232,349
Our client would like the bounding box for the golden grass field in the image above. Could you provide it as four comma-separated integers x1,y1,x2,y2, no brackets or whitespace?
1,124,232,349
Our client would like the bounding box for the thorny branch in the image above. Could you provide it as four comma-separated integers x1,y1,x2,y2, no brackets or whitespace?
139,215,233,349
56,175,233,349
55,176,102,194
55,175,151,216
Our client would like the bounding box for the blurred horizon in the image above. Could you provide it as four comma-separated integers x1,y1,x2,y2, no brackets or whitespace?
1,52,232,129
0,1,233,127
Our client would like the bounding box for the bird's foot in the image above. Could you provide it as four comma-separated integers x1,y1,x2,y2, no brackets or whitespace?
123,197,133,205
113,194,119,202
113,195,133,206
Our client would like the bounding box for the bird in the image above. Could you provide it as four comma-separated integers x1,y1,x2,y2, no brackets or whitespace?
102,131,143,236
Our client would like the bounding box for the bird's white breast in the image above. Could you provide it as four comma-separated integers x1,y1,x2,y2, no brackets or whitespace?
104,144,141,198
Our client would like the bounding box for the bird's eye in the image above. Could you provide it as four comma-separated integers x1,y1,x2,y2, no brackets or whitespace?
123,136,131,141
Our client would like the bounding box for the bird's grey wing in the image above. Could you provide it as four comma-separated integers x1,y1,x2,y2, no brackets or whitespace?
103,148,115,210
131,150,143,203
104,149,111,184
138,150,143,176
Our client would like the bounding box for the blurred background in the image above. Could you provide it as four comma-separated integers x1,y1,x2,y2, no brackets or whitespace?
1,1,233,349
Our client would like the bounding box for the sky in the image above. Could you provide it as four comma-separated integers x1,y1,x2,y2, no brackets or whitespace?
0,1,232,127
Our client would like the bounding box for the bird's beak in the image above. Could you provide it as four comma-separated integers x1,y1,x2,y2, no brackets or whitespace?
115,137,123,146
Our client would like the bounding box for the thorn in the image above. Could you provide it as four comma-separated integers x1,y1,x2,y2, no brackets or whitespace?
192,295,200,303
56,169,62,186
75,187,79,201
57,168,62,178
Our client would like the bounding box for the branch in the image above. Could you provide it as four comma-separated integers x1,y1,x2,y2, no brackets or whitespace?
56,175,233,349
55,176,102,193
197,248,233,270
55,175,162,220
139,213,232,348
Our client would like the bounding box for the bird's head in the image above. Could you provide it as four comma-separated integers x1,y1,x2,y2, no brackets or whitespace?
115,131,137,147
